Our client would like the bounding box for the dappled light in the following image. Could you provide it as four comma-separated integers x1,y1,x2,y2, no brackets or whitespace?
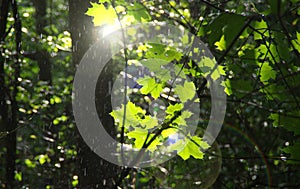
1,0,300,188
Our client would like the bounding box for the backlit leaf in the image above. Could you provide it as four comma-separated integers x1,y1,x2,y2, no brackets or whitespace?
136,76,163,99
110,101,145,128
127,128,160,151
282,142,300,164
269,112,300,135
292,32,300,53
174,81,196,103
199,57,225,80
161,128,177,138
85,3,116,26
259,62,276,84
253,20,269,40
166,103,183,116
177,136,209,160
14,172,22,181
146,43,182,61
215,35,226,51
173,110,193,126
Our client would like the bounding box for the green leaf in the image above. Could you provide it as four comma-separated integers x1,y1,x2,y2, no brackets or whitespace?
136,76,163,99
25,159,36,168
142,58,169,70
174,81,196,103
269,113,279,127
269,112,300,135
110,101,158,129
259,62,276,84
161,128,177,138
292,32,300,53
255,43,281,63
141,58,171,82
221,79,232,96
140,115,158,129
177,136,209,160
168,139,186,152
215,35,226,51
146,43,182,61
50,96,62,104
127,3,151,22
182,34,189,44
14,172,22,181
255,44,268,60
53,115,68,125
72,179,79,187
199,57,225,80
252,20,269,40
282,142,300,164
127,128,160,151
127,128,148,149
110,101,145,128
173,110,193,126
37,154,50,165
166,103,183,116
206,13,246,47
53,119,59,125
85,2,116,26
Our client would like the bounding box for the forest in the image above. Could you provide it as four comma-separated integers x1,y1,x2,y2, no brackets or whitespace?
1,0,300,188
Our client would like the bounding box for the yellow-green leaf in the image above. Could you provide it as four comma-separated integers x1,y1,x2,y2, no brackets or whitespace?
199,57,225,81
174,81,196,102
259,62,276,84
177,136,209,160
166,103,183,116
215,35,226,51
127,128,160,151
85,3,116,26
14,172,22,181
110,101,145,128
136,76,163,99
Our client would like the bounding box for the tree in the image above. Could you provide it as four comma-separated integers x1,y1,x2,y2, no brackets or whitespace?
0,0,21,188
69,0,122,188
0,0,300,188
74,0,300,187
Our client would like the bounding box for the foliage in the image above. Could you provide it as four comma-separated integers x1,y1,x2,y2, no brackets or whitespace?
1,0,300,188
87,0,300,188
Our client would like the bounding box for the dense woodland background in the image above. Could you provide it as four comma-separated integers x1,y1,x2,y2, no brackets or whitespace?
1,0,300,188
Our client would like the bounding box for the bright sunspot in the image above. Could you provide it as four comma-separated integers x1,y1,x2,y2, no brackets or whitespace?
101,21,121,37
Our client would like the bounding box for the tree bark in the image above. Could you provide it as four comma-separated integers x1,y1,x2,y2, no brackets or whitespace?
69,0,121,188
0,0,21,188
0,0,10,187
32,0,52,83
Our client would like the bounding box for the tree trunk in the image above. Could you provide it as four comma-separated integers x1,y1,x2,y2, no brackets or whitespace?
0,0,21,188
0,0,10,188
32,0,52,83
69,0,121,188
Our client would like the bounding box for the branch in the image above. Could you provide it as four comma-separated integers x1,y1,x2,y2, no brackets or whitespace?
277,0,300,62
198,16,255,94
0,0,10,41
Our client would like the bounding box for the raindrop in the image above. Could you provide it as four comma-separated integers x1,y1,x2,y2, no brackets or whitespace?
280,156,287,161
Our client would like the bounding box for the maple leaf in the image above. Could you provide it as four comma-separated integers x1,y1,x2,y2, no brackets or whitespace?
85,2,116,26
